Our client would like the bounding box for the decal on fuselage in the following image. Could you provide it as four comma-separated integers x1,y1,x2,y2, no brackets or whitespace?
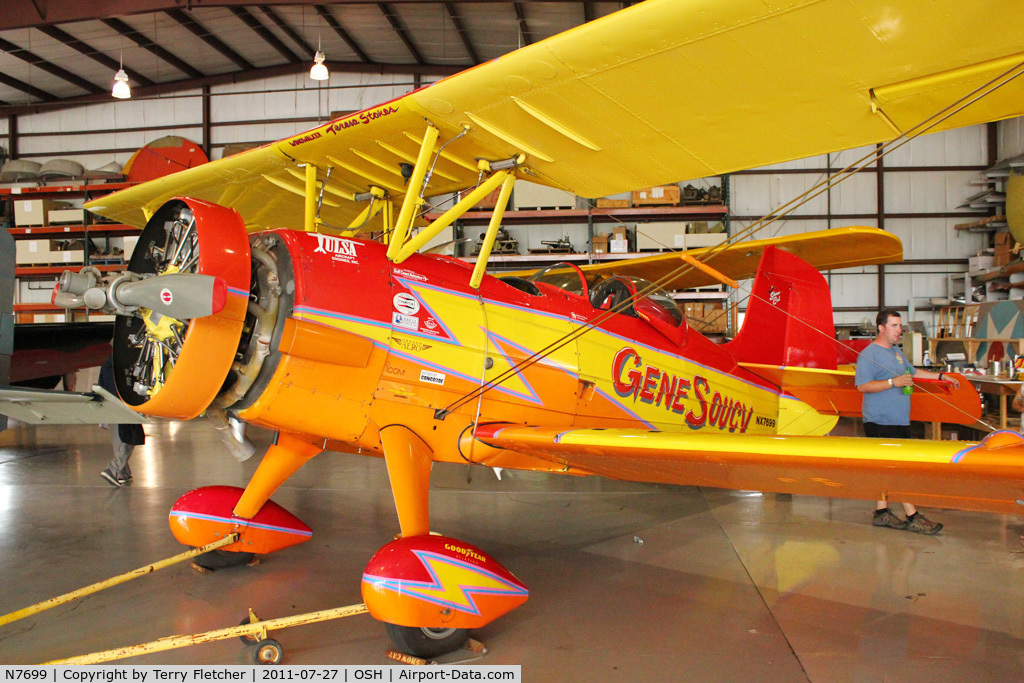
393,292,420,315
420,369,446,386
311,233,359,264
612,346,755,433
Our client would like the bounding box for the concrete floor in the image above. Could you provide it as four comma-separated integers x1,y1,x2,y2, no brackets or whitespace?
1,419,1024,680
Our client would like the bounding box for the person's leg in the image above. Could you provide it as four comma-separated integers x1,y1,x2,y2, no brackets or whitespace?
865,422,911,529
101,427,133,486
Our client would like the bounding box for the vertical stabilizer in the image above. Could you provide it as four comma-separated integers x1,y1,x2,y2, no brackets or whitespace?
725,245,837,369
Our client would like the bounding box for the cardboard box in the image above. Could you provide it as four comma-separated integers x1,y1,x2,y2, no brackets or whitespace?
15,239,54,265
15,199,69,226
612,225,628,238
995,242,1011,266
969,254,994,272
631,185,680,206
702,309,729,333
636,221,687,251
596,198,630,208
48,208,85,224
513,181,574,210
123,235,139,260
50,239,84,265
685,233,727,248
592,234,610,254
609,237,629,253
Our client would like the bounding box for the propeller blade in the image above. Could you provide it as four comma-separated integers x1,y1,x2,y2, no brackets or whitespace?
112,273,227,319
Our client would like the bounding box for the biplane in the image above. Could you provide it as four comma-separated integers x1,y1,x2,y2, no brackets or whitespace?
4,0,1024,658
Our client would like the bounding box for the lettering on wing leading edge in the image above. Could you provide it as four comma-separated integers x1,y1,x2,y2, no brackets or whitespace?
611,346,755,433
327,105,401,135
287,105,401,146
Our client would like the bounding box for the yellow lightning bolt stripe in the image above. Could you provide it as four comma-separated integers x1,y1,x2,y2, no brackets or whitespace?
362,551,527,615
399,282,578,396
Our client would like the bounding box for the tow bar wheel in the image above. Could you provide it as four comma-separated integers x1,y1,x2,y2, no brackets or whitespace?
253,638,284,665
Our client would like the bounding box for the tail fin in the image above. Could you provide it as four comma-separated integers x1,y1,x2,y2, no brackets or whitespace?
725,245,837,369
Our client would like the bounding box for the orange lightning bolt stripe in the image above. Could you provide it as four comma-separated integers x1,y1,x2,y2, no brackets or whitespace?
361,550,528,615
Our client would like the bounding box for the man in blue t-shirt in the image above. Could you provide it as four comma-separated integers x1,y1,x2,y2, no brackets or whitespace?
854,309,959,534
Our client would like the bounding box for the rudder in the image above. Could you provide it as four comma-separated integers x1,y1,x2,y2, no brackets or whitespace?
725,245,836,369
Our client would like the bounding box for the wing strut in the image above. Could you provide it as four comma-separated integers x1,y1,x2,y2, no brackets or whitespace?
386,124,439,260
470,172,517,289
393,168,511,263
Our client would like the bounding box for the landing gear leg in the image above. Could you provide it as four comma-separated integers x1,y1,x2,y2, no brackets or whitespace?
192,432,323,570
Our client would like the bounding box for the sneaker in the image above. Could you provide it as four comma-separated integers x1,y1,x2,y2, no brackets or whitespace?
872,509,908,530
117,468,133,486
100,468,123,488
906,513,943,535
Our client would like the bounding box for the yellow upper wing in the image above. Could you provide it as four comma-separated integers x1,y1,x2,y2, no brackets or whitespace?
473,425,1024,515
87,0,1024,232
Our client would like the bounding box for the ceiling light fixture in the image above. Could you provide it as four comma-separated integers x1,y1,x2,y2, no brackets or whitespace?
310,49,329,81
112,53,131,99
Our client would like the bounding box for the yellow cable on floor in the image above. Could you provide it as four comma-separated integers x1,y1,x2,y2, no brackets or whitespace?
45,604,369,664
0,533,239,628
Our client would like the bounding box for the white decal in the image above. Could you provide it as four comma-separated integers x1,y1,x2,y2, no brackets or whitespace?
394,268,428,282
312,233,359,264
392,312,420,330
393,292,420,315
423,318,438,330
571,312,588,322
160,288,173,305
769,286,782,306
419,370,446,386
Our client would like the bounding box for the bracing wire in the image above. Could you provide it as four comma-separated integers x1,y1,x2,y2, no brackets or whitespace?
434,56,1024,426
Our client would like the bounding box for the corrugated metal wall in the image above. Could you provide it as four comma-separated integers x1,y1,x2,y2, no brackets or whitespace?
2,74,1022,334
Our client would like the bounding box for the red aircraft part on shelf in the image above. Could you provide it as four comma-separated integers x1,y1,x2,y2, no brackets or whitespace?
169,485,312,554
124,136,209,184
361,535,529,630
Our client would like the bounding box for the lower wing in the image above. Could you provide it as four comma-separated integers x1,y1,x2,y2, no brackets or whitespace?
472,424,1024,515
0,386,149,425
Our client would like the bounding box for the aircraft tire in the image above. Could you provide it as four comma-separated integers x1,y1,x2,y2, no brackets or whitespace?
192,548,255,571
384,623,469,659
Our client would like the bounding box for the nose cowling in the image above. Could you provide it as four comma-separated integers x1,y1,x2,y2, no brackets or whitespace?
112,197,251,419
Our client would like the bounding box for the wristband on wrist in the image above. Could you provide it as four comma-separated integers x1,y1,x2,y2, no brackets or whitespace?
887,378,893,388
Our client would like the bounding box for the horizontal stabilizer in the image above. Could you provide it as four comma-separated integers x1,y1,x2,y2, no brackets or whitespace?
502,227,902,290
739,364,981,426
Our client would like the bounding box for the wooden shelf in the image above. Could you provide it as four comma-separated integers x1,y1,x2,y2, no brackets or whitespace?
16,264,124,277
14,303,63,312
427,204,727,226
8,224,137,237
0,181,133,196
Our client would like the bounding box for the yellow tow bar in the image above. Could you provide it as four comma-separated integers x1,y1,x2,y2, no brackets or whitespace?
0,534,240,628
45,603,370,665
